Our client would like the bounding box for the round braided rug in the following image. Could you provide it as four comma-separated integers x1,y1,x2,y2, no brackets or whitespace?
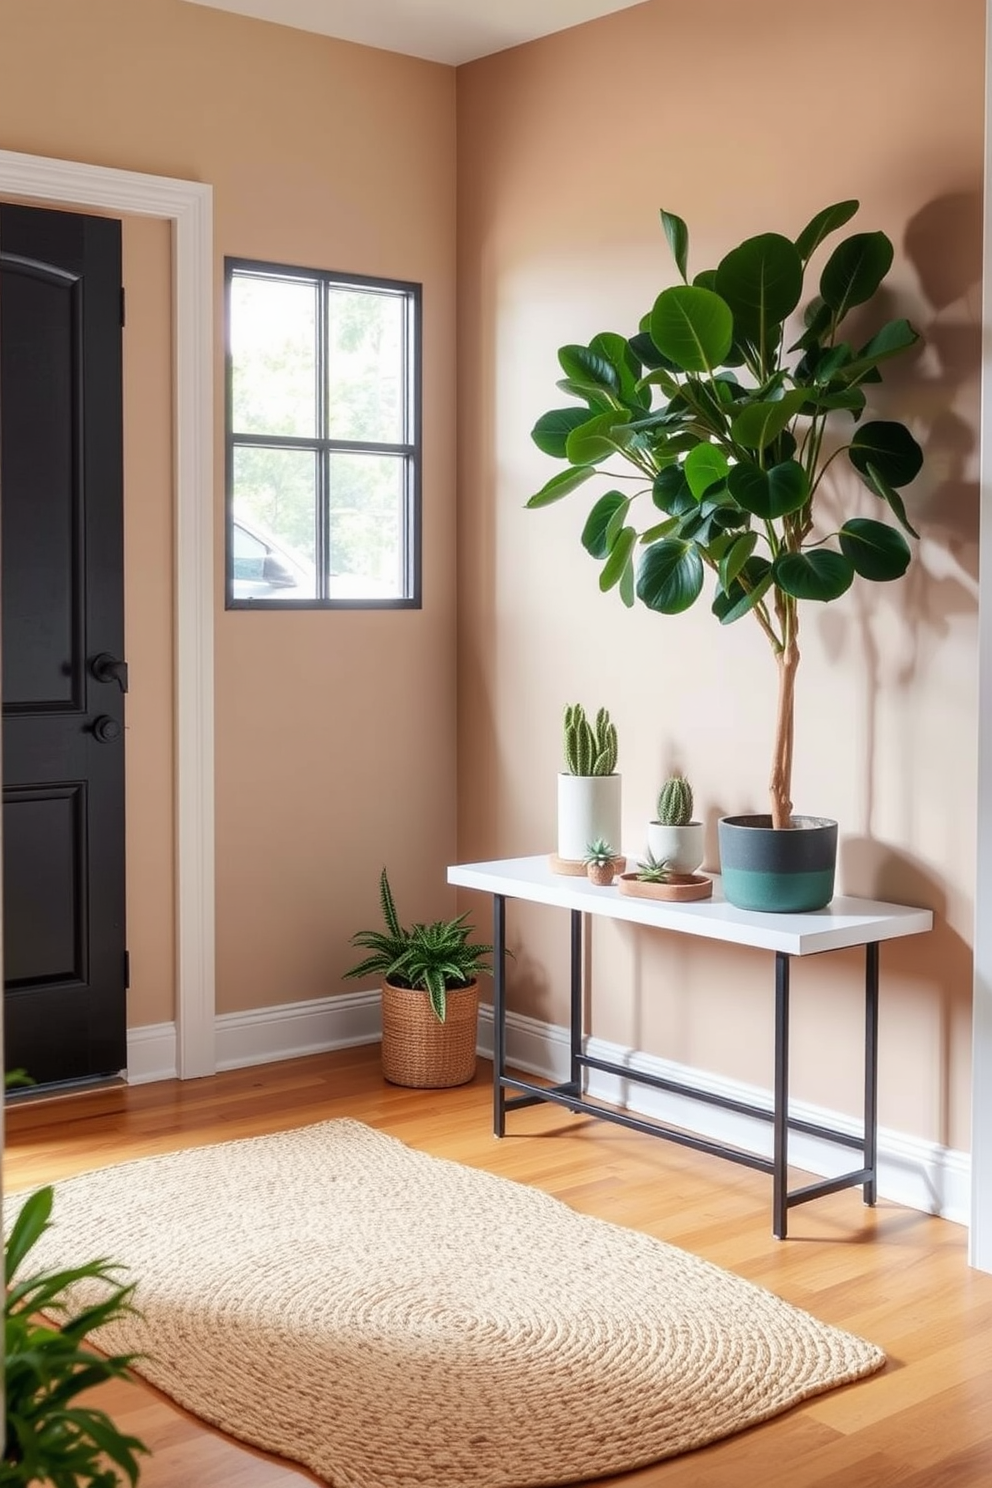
5,1120,885,1488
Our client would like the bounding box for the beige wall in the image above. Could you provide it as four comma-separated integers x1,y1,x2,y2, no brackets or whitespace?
456,0,984,1150
0,0,458,1021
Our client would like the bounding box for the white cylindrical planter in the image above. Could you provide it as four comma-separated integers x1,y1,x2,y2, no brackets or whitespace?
646,820,705,874
557,773,622,862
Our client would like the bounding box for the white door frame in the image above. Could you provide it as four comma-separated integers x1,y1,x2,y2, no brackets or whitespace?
0,148,216,1079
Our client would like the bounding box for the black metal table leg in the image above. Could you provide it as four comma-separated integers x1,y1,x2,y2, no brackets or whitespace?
569,909,583,1093
493,894,506,1137
864,941,879,1206
773,951,791,1239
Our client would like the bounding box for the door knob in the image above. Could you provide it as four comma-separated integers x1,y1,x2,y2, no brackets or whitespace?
92,715,122,743
92,653,129,693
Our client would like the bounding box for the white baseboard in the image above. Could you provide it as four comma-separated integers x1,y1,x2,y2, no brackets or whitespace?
126,990,380,1085
127,994,970,1225
475,1004,972,1227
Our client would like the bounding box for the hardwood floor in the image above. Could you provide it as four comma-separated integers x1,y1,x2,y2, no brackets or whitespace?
5,1044,992,1487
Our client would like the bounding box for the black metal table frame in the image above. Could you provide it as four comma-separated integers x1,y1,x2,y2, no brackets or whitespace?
490,896,879,1239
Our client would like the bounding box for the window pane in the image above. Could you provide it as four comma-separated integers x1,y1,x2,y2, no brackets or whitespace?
231,446,317,601
326,289,404,444
231,275,317,438
327,452,405,599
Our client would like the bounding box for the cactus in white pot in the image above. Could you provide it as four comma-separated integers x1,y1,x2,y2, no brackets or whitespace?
647,773,704,874
555,704,622,866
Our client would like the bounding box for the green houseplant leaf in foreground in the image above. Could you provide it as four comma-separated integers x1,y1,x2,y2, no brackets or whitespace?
526,202,924,829
3,1184,149,1486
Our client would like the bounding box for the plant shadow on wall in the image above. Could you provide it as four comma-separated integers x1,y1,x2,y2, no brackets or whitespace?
526,200,944,913
821,191,982,859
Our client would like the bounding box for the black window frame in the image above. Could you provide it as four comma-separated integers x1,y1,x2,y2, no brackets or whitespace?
224,255,422,610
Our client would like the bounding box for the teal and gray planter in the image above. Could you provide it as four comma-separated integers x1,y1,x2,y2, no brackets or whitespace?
718,815,838,913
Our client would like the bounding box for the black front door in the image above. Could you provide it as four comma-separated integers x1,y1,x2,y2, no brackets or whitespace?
0,202,127,1089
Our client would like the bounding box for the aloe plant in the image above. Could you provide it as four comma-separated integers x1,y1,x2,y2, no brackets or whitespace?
635,851,675,883
528,202,924,830
344,867,493,1022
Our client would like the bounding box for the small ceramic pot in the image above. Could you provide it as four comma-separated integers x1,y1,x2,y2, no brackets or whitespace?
646,820,705,874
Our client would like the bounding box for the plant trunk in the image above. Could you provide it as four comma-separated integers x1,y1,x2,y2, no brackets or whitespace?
770,637,799,830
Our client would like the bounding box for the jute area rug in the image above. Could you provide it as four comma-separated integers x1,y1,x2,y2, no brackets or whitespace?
6,1119,885,1488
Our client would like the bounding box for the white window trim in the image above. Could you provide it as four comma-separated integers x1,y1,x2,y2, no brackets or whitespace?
0,147,216,1078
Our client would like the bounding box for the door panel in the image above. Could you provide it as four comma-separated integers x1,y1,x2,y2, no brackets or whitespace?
1,203,127,1088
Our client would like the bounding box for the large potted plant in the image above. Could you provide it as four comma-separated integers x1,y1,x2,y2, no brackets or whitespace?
345,868,494,1088
526,201,924,911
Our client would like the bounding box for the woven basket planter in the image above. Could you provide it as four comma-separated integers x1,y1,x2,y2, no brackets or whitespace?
380,979,480,1089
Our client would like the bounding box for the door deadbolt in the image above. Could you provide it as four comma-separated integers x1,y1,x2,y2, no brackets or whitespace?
92,715,122,743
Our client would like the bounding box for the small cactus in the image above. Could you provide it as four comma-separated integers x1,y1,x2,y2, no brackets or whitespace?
563,704,618,777
583,837,617,868
656,774,693,826
635,851,675,883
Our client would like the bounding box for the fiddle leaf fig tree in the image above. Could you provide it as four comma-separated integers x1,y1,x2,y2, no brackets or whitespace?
527,202,924,830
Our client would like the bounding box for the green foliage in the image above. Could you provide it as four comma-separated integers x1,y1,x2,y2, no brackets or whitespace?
635,852,675,883
344,867,494,1022
656,775,693,827
527,202,924,819
3,1185,148,1487
562,704,618,776
583,837,617,867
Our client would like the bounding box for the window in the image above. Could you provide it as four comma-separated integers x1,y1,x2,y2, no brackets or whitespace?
225,257,421,608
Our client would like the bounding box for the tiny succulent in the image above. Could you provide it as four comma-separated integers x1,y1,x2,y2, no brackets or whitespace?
635,851,675,883
656,774,693,827
563,703,618,777
583,837,617,867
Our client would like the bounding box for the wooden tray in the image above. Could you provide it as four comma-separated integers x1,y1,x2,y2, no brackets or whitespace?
617,872,712,903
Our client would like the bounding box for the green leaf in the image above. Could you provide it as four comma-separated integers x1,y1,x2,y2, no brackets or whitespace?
848,419,924,488
600,526,637,591
730,389,809,450
649,285,734,373
790,295,833,352
712,554,773,624
774,548,855,601
627,330,677,372
683,443,730,499
4,1186,54,1279
819,231,894,322
565,408,632,465
652,464,692,512
719,530,758,591
794,200,860,264
589,330,649,407
555,376,615,411
863,461,921,539
558,343,619,391
531,407,591,457
727,459,809,519
581,491,628,558
525,465,596,508
636,540,705,613
640,517,681,543
619,560,635,607
714,233,803,345
660,208,689,281
839,318,920,382
838,517,912,580
692,268,717,291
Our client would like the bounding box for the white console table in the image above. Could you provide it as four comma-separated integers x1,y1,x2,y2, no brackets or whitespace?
447,855,934,1238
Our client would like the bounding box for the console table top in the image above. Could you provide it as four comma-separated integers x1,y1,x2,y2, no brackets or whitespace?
447,854,934,956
